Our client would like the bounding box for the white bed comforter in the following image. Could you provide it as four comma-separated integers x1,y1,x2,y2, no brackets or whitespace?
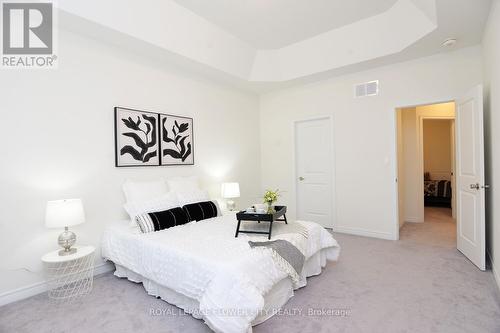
101,214,340,333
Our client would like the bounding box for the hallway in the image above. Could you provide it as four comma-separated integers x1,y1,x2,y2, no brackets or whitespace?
400,207,456,248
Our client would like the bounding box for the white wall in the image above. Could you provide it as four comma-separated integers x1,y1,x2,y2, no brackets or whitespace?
259,46,482,240
482,0,500,291
400,107,420,222
0,29,261,298
423,120,452,180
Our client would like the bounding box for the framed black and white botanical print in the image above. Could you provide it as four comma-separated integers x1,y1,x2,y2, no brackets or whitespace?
159,114,194,165
114,107,160,167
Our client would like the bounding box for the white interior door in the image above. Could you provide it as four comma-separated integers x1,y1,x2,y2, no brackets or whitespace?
295,117,334,228
456,85,486,270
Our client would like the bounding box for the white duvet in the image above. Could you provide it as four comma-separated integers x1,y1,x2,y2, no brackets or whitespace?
101,214,340,333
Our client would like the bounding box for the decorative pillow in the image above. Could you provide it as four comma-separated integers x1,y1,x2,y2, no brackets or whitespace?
176,189,210,206
123,192,180,225
123,179,168,203
183,200,220,222
135,207,189,233
166,176,200,193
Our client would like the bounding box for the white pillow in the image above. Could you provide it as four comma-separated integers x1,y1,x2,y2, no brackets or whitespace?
166,176,200,193
123,192,180,225
122,179,168,203
176,189,210,206
212,199,223,217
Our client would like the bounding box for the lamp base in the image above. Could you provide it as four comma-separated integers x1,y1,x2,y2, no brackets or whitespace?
58,248,77,256
58,227,77,256
226,200,236,211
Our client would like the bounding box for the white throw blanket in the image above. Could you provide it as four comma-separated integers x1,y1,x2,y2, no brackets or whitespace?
101,214,340,333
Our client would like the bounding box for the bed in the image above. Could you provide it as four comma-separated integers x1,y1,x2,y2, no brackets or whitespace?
101,213,340,333
424,179,452,208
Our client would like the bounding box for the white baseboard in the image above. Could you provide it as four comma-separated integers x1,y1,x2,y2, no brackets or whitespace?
332,225,397,240
488,251,500,292
405,217,423,223
0,279,47,307
0,262,115,307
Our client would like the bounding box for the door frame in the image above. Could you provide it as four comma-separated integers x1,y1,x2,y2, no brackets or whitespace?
417,114,456,223
393,99,455,240
292,115,336,228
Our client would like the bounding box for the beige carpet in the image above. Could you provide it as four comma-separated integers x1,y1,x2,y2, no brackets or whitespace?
1,207,499,333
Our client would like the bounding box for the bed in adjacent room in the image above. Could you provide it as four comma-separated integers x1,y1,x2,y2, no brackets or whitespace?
424,177,452,208
101,177,340,333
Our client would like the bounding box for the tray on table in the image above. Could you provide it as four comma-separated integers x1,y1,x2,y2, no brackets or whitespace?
235,205,287,240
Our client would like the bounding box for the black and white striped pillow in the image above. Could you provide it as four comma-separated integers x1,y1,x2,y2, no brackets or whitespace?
182,200,219,222
135,207,189,233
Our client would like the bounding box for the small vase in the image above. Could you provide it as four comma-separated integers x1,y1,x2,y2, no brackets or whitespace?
266,202,275,214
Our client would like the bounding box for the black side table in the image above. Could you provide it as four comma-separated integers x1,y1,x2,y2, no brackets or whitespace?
235,206,287,240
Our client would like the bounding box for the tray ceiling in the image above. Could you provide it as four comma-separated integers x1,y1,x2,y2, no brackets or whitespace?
172,0,398,49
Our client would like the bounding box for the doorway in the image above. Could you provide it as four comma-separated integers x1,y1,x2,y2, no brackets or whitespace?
422,118,456,218
294,116,335,228
397,102,456,228
395,85,487,270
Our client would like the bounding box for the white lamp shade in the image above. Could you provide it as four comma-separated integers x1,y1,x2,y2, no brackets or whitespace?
221,183,240,199
45,199,85,228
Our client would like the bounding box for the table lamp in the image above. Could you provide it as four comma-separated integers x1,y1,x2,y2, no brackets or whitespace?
221,183,240,211
45,199,85,256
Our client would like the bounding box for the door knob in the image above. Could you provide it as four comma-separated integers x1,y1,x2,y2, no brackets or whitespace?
299,176,305,181
470,183,480,190
482,184,491,189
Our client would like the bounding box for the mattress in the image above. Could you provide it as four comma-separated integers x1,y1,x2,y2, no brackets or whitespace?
101,214,340,333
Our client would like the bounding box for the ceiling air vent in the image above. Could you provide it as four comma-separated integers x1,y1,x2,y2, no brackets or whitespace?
355,80,379,98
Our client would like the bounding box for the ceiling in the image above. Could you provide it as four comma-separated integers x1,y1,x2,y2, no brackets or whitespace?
58,0,493,92
172,0,398,49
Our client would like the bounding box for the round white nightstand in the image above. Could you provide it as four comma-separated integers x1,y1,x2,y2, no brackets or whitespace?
41,245,95,300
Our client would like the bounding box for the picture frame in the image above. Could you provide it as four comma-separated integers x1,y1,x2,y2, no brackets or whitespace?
159,113,194,166
114,107,160,167
114,107,194,167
